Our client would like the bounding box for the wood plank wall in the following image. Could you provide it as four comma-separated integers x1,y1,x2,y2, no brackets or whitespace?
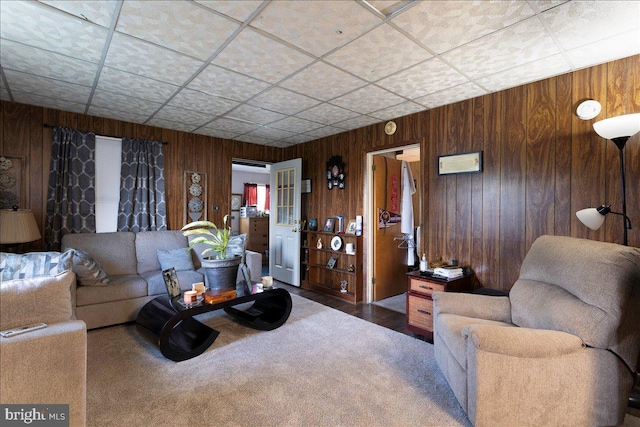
0,55,638,291
283,55,640,291
0,103,281,246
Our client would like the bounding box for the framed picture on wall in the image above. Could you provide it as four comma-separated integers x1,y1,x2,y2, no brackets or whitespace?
231,194,242,211
438,151,483,175
323,217,335,233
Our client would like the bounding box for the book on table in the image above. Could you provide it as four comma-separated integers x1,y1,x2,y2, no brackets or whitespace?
433,266,463,279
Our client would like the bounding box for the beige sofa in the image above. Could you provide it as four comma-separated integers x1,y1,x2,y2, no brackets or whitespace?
0,270,86,427
432,235,640,426
62,230,262,330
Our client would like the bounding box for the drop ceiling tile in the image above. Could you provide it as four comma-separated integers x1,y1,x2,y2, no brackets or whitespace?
247,127,296,141
367,1,415,17
90,89,163,117
250,1,381,57
145,117,198,134
194,126,241,140
4,70,92,103
414,82,486,109
205,117,259,135
96,67,179,103
528,1,569,14
153,105,213,127
194,0,264,22
304,126,345,139
39,0,117,28
11,91,86,114
392,0,536,54
248,87,320,116
442,17,559,80
325,23,433,82
335,115,380,130
225,104,287,125
0,0,108,63
564,29,640,70
169,89,239,117
211,28,314,84
295,103,360,126
476,54,571,93
268,117,324,134
87,105,149,124
369,101,426,121
541,1,640,51
330,85,405,115
104,32,204,86
279,134,317,145
377,57,468,99
235,133,275,145
116,1,239,61
279,62,368,102
0,40,98,87
187,65,270,102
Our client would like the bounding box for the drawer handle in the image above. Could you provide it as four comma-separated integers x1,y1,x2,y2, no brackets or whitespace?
419,285,434,290
417,309,431,315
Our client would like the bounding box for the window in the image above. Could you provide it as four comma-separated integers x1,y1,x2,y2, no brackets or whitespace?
95,135,122,232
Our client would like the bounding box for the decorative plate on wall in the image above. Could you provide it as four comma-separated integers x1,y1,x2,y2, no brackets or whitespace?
184,171,207,226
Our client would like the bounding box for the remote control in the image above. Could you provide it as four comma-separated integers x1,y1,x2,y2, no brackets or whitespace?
0,322,47,338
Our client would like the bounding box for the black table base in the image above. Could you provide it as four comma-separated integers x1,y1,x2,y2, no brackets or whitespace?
136,288,292,362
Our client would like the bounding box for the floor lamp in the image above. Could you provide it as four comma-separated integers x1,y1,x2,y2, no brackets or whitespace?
576,113,640,246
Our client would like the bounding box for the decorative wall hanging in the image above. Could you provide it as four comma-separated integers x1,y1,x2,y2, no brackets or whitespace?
438,151,483,175
183,171,207,225
0,155,25,209
231,194,242,211
384,121,397,135
326,155,345,189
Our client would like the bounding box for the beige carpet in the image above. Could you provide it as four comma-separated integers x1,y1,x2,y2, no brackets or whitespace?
86,294,640,427
87,294,470,426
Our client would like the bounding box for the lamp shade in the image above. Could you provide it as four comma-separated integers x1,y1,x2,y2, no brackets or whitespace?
576,208,606,231
593,113,640,140
0,209,41,244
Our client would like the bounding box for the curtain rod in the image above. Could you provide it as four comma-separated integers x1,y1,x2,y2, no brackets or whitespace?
43,123,168,145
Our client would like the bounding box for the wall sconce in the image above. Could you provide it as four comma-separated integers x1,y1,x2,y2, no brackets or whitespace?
576,113,640,245
0,207,41,252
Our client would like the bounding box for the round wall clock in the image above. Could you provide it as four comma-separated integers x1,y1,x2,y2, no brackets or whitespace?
384,121,397,135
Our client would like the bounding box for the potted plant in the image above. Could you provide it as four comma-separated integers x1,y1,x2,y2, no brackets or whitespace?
181,214,241,291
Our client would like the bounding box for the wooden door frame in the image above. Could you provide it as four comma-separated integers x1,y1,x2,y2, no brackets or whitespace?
364,141,421,304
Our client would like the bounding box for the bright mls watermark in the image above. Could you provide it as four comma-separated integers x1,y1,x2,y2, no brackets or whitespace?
1,405,69,426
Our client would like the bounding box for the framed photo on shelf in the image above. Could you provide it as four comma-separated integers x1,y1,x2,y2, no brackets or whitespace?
346,220,357,234
323,217,335,233
327,256,338,269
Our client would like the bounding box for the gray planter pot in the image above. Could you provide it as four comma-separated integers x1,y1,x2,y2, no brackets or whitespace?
201,255,241,291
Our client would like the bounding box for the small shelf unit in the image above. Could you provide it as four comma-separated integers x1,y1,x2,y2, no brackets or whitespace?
300,230,363,303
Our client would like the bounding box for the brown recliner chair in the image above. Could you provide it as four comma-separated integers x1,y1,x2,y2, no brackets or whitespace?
433,235,640,426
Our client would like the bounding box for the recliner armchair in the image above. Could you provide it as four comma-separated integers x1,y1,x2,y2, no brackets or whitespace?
433,235,640,426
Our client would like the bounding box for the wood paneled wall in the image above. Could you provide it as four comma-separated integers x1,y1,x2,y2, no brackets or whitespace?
283,55,640,291
0,102,281,246
1,55,638,291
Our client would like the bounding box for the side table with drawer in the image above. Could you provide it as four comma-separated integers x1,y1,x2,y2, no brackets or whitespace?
406,271,474,340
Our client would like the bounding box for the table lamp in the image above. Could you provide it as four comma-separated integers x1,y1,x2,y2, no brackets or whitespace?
0,207,41,252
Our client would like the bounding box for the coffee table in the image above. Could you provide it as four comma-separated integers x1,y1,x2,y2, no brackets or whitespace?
136,283,292,362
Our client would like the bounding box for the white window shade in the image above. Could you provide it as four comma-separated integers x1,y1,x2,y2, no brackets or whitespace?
95,136,122,232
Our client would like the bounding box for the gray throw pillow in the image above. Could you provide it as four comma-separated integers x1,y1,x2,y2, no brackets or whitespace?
227,234,247,263
70,249,110,286
157,247,195,272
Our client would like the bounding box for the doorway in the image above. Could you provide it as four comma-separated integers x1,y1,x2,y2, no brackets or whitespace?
365,144,421,303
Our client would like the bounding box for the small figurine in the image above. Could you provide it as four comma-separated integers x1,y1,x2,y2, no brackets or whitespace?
316,238,323,249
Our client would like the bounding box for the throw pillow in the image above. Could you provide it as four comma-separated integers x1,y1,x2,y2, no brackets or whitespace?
0,270,73,331
0,251,72,280
227,233,247,263
70,249,110,286
157,247,195,272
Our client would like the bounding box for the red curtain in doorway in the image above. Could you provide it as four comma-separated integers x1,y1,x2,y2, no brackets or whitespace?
243,183,257,206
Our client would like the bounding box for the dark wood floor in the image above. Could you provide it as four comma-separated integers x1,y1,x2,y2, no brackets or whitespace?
276,282,431,343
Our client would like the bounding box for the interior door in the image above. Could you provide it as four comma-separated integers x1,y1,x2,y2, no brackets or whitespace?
373,155,407,300
269,158,302,286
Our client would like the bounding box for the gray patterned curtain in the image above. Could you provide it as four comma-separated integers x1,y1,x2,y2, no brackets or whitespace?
117,138,167,232
45,127,96,250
